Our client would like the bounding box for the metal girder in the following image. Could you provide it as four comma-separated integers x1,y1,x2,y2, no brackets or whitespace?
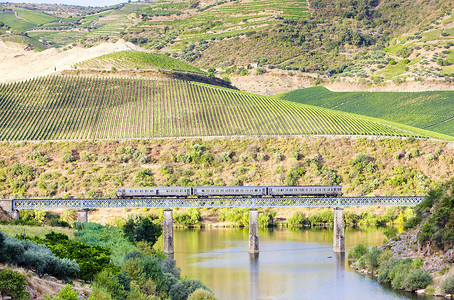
13,196,424,210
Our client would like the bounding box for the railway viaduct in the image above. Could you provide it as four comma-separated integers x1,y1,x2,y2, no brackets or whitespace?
0,196,423,256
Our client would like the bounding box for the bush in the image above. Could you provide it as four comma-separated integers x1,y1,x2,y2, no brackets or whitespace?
404,216,422,230
61,149,74,163
45,284,79,300
403,269,432,291
80,151,92,162
0,269,30,300
188,288,217,300
170,279,211,300
441,274,454,294
1,233,79,279
365,247,382,271
288,211,306,226
348,244,368,260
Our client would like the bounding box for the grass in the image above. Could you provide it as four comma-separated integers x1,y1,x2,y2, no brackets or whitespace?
0,11,35,32
76,51,205,73
0,224,74,239
278,86,454,139
0,75,427,141
13,7,59,25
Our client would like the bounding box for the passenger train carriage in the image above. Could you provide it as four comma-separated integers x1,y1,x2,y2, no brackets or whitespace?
268,185,342,197
117,185,342,198
193,186,267,197
117,187,191,198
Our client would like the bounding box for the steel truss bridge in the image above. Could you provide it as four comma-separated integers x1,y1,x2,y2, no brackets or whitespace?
13,196,424,210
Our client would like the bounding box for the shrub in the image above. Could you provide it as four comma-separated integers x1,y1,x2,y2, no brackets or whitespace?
425,153,435,163
160,257,181,279
377,257,398,283
28,150,50,163
403,269,432,291
441,274,454,294
348,244,368,260
188,288,217,300
61,149,74,163
256,153,266,162
365,247,382,271
403,216,422,230
0,269,30,300
80,151,92,162
383,227,398,241
45,284,79,300
170,278,211,300
219,152,231,162
0,233,79,279
288,211,306,226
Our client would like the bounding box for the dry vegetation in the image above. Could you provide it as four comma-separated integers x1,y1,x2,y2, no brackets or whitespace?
0,137,453,200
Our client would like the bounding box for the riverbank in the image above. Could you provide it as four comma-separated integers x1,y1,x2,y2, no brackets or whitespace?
348,180,454,298
349,229,454,298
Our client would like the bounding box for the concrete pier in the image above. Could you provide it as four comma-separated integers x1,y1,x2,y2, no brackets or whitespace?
333,207,345,253
0,199,19,220
78,209,88,223
163,209,174,258
249,209,259,254
11,210,20,221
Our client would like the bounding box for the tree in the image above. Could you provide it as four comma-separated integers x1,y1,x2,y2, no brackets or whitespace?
134,218,162,247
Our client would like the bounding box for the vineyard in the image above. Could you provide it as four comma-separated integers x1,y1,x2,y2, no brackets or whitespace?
0,76,429,141
75,51,204,73
279,86,454,139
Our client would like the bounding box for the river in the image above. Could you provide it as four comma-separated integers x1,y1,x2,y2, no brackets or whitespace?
162,226,432,300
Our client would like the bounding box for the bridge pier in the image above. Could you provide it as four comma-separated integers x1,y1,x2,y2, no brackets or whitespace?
0,199,20,220
333,207,345,253
78,209,88,223
249,209,259,254
163,209,174,258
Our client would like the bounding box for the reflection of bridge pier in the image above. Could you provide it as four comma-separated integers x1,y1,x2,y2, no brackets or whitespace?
249,253,259,299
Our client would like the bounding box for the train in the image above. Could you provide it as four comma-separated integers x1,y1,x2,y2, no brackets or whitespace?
117,185,342,198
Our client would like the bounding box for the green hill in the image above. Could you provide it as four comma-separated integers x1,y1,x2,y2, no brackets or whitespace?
0,75,433,141
278,86,454,139
75,51,205,74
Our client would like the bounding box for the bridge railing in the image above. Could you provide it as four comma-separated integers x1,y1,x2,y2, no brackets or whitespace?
12,196,425,210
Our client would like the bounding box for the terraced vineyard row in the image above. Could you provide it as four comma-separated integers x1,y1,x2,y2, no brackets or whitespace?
0,76,424,141
75,51,204,74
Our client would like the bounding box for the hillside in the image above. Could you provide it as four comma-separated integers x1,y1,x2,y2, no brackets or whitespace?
278,86,454,138
0,75,433,141
1,136,454,199
2,0,454,87
75,51,205,73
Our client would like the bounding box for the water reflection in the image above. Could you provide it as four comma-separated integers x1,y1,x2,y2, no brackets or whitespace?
249,253,259,300
162,227,432,300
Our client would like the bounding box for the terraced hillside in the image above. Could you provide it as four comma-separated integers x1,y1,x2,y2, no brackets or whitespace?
279,87,454,139
0,76,427,141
